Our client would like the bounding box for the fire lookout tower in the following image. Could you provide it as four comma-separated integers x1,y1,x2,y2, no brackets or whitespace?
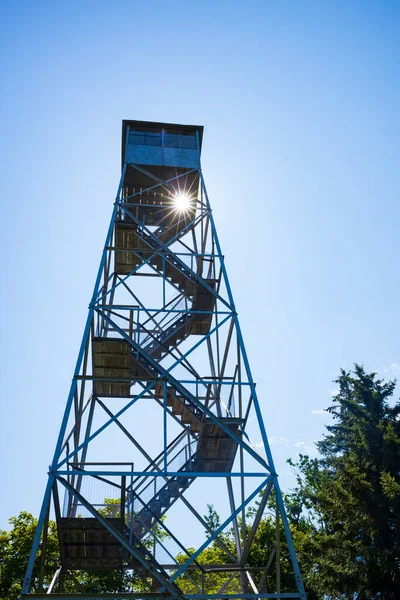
22,120,306,599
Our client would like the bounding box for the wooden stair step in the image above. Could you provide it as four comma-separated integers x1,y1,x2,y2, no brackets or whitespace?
172,399,184,415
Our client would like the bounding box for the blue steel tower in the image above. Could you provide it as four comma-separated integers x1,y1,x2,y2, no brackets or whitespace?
22,121,306,599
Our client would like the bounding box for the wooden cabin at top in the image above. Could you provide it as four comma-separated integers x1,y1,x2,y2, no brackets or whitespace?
121,120,203,204
116,121,204,271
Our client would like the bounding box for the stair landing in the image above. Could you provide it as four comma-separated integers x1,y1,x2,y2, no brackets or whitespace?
196,418,243,472
58,517,130,570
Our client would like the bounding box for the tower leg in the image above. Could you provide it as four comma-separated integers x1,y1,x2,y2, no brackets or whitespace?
37,502,49,591
47,566,62,594
276,500,281,594
21,476,54,594
274,478,307,600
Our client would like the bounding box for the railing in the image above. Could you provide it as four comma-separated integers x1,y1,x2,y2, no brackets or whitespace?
117,208,200,286
139,297,188,349
62,462,134,519
130,431,196,515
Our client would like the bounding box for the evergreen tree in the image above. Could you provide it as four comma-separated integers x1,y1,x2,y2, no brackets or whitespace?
289,365,400,599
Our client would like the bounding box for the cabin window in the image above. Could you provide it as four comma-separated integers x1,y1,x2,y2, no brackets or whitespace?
129,128,162,146
165,129,197,149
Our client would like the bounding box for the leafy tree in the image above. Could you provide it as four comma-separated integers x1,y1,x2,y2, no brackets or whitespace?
0,507,153,597
175,543,239,594
176,501,313,598
288,365,400,599
0,512,59,599
204,504,221,537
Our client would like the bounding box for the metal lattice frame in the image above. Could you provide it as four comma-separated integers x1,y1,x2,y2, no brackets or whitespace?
21,130,306,600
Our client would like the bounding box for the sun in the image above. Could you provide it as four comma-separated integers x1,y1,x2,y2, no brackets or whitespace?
173,191,191,212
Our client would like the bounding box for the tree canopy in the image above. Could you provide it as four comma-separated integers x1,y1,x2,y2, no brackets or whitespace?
286,365,400,599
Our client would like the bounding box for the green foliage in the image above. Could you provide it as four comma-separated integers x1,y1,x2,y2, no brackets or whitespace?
287,365,400,599
98,497,121,518
175,543,239,594
0,510,143,597
0,512,59,599
204,504,221,537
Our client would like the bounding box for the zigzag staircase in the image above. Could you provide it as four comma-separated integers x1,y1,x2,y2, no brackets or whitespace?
80,197,243,588
58,191,241,593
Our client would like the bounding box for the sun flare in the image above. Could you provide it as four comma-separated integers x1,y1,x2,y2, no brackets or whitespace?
173,191,191,212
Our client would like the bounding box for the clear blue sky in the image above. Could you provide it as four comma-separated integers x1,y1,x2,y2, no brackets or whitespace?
1,0,400,532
